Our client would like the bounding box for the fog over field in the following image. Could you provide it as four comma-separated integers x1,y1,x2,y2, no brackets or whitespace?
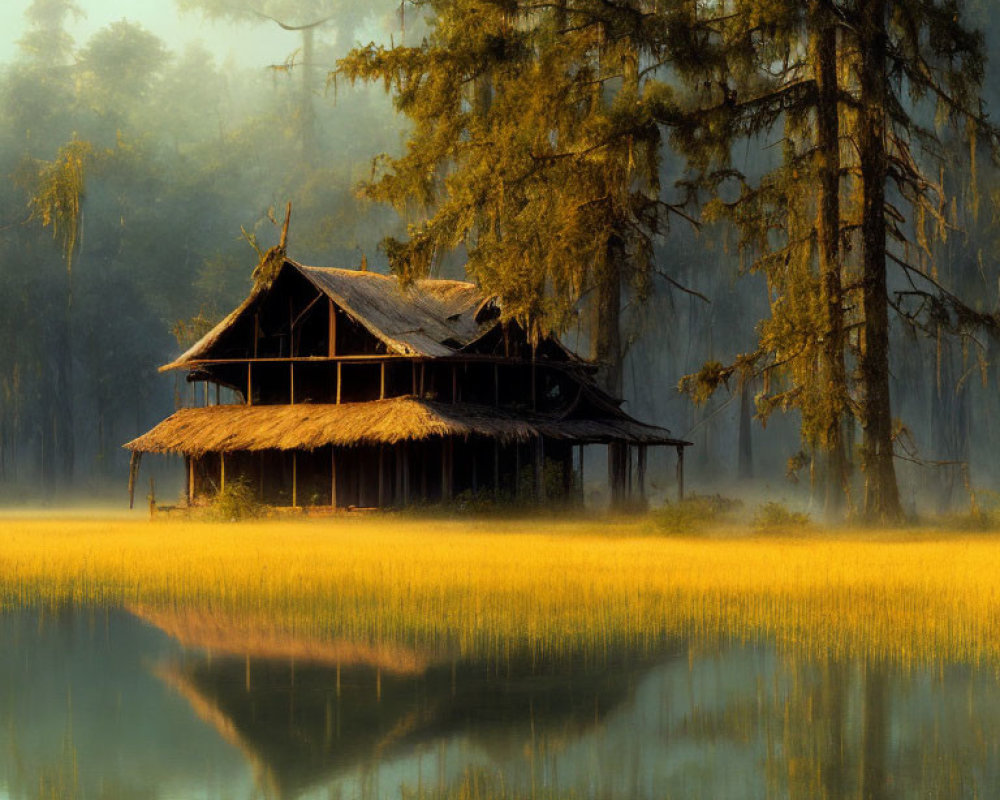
0,0,997,517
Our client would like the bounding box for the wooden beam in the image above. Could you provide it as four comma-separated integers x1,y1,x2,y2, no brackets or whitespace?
380,362,386,400
247,362,252,406
336,362,342,404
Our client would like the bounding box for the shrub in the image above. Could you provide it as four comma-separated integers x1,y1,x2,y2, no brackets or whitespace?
753,501,810,529
210,479,263,521
653,494,742,533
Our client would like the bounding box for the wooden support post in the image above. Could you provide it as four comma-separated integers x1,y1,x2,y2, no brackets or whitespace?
220,452,226,492
328,299,336,356
394,444,402,507
292,452,298,507
336,362,342,404
534,436,544,503
378,446,385,507
331,449,337,508
578,445,585,505
637,445,647,501
419,363,426,398
216,383,221,406
676,445,685,502
187,456,194,506
441,440,453,503
626,445,633,502
247,362,252,406
259,452,264,500
515,444,521,500
402,443,410,505
411,362,417,396
380,362,386,400
493,440,500,497
290,362,295,404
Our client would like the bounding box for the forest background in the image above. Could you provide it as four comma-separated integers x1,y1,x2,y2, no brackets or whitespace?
3,0,1000,520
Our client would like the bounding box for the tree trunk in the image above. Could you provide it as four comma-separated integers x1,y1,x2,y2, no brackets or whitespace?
857,0,902,522
596,234,626,508
811,1,849,518
737,378,753,480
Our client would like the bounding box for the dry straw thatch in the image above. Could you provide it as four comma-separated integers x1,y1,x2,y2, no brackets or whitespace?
124,398,684,456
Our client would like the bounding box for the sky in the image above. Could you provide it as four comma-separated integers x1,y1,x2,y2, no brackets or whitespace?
0,1,360,69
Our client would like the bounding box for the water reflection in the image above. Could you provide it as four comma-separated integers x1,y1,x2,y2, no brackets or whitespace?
3,608,1000,798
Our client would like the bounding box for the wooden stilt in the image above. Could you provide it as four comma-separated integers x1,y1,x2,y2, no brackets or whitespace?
216,383,220,406
336,362,342,404
534,436,544,502
419,363,425,398
493,440,500,497
676,445,685,502
292,452,298,507
578,445,585,504
187,456,194,506
515,444,521,500
441,440,453,503
402,443,410,505
220,452,226,492
331,448,337,508
395,444,403,507
247,362,252,406
259,452,264,500
380,362,386,400
378,446,385,507
290,362,295,404
411,362,417,395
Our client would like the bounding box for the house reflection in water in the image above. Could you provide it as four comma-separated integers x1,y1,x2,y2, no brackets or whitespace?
138,607,670,799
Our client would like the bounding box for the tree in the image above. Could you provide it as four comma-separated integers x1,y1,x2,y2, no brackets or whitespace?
337,2,715,401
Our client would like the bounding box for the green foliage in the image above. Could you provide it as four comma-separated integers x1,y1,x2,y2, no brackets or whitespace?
653,494,743,534
753,502,810,530
337,1,705,345
28,138,92,274
210,478,263,521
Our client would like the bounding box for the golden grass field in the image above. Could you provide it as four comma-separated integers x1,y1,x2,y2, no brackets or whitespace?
2,512,1000,666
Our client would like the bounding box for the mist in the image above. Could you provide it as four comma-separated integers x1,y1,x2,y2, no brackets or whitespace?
0,0,996,517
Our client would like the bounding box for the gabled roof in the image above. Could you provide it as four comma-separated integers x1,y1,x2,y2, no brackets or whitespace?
162,259,495,371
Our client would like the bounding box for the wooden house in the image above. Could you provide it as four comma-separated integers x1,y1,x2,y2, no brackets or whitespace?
125,258,690,509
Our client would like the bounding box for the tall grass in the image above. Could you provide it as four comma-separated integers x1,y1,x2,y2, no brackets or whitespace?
2,515,1000,665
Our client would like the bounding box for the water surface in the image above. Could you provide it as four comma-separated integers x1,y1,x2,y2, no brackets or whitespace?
2,608,999,798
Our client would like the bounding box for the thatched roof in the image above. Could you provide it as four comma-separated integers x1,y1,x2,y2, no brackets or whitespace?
162,260,494,371
124,398,688,456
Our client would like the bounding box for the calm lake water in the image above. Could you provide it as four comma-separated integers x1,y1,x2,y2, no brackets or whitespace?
2,608,1000,799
